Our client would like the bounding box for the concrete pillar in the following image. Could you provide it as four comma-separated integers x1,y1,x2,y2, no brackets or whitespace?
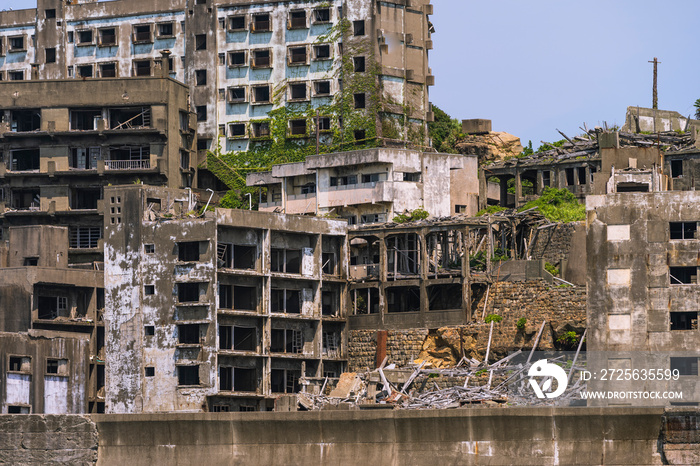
499,178,508,207
536,170,544,195
515,171,522,206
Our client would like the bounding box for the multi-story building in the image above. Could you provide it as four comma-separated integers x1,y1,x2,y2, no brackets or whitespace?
586,190,700,406
0,0,435,159
0,224,101,413
247,148,479,223
104,184,348,412
0,76,196,260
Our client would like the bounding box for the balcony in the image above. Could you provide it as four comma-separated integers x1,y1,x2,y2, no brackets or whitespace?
105,159,150,170
322,181,392,208
286,193,316,213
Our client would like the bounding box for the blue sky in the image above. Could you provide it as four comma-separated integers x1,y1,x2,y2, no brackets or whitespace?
4,0,699,146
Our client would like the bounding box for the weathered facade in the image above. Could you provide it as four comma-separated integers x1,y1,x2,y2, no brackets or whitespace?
0,225,105,413
247,148,479,222
587,190,700,406
0,76,196,260
0,0,435,153
104,184,348,412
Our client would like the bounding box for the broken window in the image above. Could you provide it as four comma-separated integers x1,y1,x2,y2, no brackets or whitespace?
252,121,270,138
77,64,93,78
178,324,200,344
133,59,151,76
353,56,366,72
233,245,256,269
10,149,40,171
353,20,365,36
196,105,207,122
387,234,420,275
219,367,233,390
71,188,101,210
178,242,201,261
322,290,338,316
8,70,24,81
542,170,551,187
11,109,40,132
8,356,30,373
227,86,246,103
46,358,67,376
354,93,366,109
322,331,340,357
671,160,683,178
228,15,246,31
387,286,421,313
289,119,307,136
289,10,306,29
228,123,246,138
322,252,336,275
133,24,152,43
45,9,56,19
9,36,25,51
252,13,271,32
577,167,587,185
314,80,331,96
177,283,201,303
195,69,207,86
228,51,246,67
271,249,301,274
99,28,117,46
353,288,379,314
107,146,150,168
271,369,300,394
289,83,307,101
252,49,271,68
271,289,301,314
670,267,697,285
144,325,155,336
670,222,697,240
314,8,331,23
362,173,384,183
7,406,30,414
98,63,116,78
300,183,316,195
11,189,40,210
144,285,155,296
77,29,93,45
229,326,256,351
671,357,698,376
271,328,302,353
565,168,575,186
45,47,56,63
157,22,174,37
70,109,101,130
23,257,38,266
38,296,67,320
428,285,462,310
313,44,331,60
233,286,257,311
178,365,200,385
288,46,307,65
330,175,357,187
671,312,698,330
109,107,151,129
317,117,331,132
195,34,206,50
219,284,232,309
252,85,271,104
145,367,155,377
69,226,101,248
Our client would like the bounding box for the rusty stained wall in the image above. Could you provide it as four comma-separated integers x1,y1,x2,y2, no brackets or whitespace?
0,331,89,414
587,191,700,406
7,225,68,268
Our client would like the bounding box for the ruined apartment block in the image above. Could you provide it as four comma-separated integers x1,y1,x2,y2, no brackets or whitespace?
0,77,196,260
346,214,550,330
104,184,348,412
587,191,700,406
247,148,479,223
0,225,103,413
0,0,434,151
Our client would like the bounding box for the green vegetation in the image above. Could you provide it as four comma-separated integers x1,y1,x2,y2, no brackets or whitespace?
393,208,429,224
695,98,700,120
469,247,510,271
519,187,585,222
516,317,527,330
485,314,503,324
557,331,581,348
428,105,462,153
476,205,507,216
544,262,559,276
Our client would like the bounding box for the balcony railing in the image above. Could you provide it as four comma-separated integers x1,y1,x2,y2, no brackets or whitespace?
105,159,150,170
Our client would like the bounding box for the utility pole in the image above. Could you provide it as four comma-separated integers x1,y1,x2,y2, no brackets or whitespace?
648,57,660,110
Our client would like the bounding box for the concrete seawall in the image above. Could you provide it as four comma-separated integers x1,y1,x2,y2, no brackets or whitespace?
5,407,698,465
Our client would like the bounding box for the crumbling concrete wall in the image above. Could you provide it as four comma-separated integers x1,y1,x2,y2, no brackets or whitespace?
348,280,586,370
0,415,97,464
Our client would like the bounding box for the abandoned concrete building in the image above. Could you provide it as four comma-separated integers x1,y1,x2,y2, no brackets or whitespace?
587,190,700,406
104,184,348,413
482,127,699,208
0,225,102,414
247,148,479,222
0,0,435,152
0,76,197,255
